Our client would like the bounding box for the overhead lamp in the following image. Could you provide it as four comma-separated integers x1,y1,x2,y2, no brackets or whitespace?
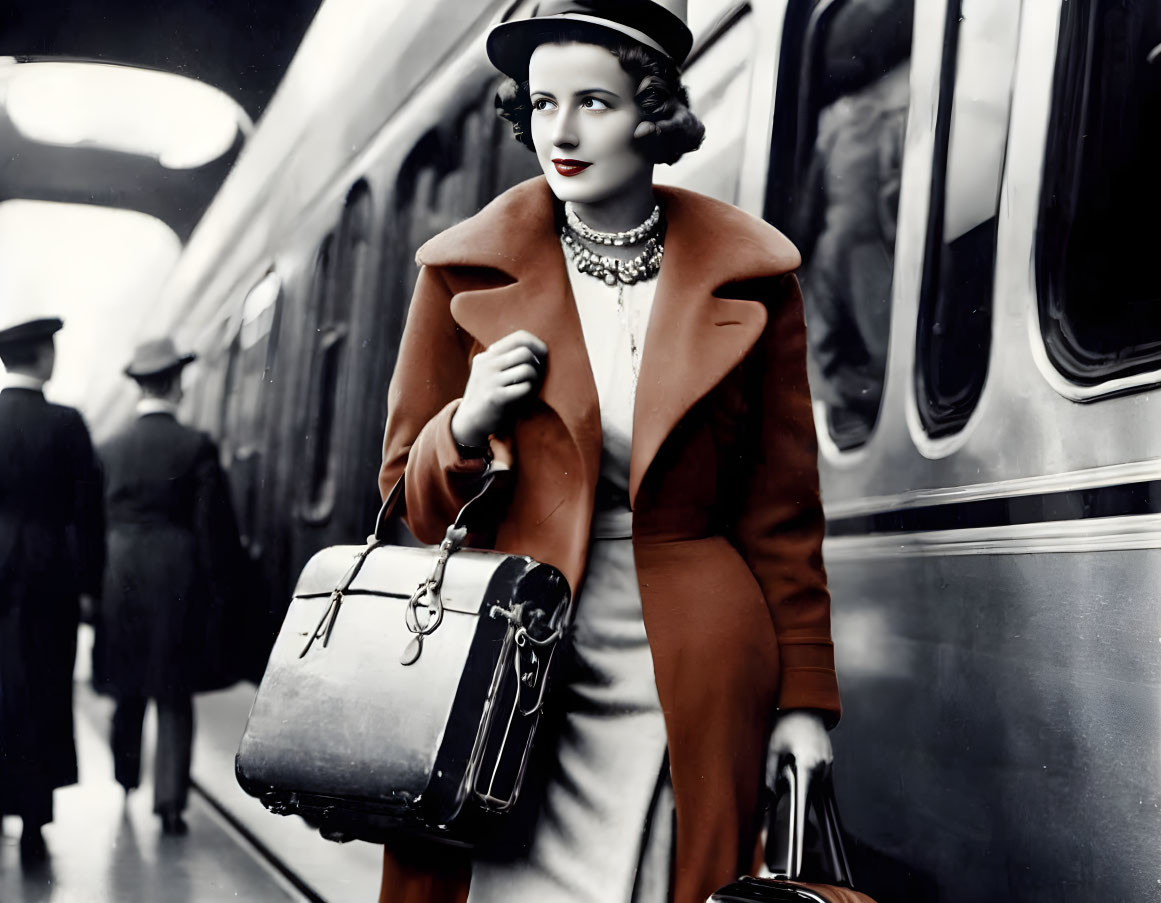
1,59,252,170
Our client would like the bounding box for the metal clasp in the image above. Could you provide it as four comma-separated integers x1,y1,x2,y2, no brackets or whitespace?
399,524,466,665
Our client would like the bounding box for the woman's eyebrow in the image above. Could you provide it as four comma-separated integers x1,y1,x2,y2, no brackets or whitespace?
573,87,619,98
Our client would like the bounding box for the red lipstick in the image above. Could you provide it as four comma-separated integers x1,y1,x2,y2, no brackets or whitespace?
552,158,591,177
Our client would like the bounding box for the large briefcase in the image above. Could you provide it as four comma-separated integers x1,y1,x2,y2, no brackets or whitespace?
709,758,878,903
235,475,571,847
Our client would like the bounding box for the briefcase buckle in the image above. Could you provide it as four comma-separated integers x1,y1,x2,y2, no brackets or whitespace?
399,524,467,665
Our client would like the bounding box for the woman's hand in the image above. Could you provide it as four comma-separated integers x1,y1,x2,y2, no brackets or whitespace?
451,330,548,447
766,709,833,790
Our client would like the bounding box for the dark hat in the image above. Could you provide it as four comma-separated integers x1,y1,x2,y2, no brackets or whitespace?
124,337,196,380
0,317,63,348
487,0,693,80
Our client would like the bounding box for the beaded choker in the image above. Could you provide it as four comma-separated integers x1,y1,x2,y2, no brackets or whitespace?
561,231,663,286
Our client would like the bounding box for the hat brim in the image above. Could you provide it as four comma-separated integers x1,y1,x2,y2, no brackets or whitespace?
487,12,691,81
124,353,197,380
0,317,64,347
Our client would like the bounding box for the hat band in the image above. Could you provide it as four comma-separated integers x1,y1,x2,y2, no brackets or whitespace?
543,12,671,59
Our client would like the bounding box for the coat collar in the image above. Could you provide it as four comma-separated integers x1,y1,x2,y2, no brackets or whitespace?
417,176,801,506
136,398,179,419
1,373,47,394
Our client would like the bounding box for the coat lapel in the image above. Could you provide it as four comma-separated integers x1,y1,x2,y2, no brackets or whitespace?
629,185,801,505
415,177,803,509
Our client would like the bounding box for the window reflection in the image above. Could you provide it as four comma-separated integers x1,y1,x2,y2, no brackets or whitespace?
223,273,281,545
790,0,914,450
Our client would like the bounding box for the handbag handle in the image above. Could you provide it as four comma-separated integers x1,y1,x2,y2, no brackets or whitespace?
373,471,499,543
300,472,500,659
765,756,854,887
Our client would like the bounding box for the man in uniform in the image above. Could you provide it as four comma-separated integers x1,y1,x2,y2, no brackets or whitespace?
93,338,244,836
0,317,105,865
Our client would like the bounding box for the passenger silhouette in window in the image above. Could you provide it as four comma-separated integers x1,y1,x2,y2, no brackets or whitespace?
794,0,913,449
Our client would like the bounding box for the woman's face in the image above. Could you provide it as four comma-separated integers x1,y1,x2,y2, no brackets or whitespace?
527,41,652,207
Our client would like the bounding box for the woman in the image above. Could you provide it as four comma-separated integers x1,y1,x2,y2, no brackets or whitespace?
377,2,840,901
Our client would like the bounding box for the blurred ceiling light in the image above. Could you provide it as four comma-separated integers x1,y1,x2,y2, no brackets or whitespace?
0,59,252,169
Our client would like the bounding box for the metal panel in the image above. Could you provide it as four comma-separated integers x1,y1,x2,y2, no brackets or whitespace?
829,535,1161,901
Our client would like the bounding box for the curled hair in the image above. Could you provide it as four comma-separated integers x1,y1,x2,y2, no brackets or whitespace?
495,26,705,166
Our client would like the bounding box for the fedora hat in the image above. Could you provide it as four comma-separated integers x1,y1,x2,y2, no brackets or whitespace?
0,317,63,348
124,337,196,380
487,0,693,80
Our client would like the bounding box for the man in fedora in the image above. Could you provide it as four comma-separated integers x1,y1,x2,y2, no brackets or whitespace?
93,337,244,836
0,317,105,865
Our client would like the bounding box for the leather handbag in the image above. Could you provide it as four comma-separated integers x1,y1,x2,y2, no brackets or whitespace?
709,758,878,903
235,474,571,847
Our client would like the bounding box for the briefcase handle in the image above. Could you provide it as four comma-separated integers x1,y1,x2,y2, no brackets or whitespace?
765,755,854,887
300,472,501,659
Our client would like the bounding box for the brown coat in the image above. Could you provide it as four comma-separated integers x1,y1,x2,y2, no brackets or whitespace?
377,177,840,903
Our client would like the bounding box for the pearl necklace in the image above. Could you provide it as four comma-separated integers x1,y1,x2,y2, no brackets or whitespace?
565,201,661,246
560,228,664,286
561,205,665,393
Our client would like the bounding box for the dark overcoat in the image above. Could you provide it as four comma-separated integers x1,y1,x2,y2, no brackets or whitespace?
0,386,104,812
376,178,841,903
95,411,244,700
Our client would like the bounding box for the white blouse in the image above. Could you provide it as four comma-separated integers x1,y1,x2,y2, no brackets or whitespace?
561,239,659,496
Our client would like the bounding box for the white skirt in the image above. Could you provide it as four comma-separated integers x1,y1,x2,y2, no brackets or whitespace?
467,524,673,903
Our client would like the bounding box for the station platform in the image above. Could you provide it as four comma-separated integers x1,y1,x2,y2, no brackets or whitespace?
1,628,384,902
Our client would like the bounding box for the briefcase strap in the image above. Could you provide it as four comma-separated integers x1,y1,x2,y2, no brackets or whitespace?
299,537,381,657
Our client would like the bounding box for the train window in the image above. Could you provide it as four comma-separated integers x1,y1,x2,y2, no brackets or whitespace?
332,181,373,326
1036,2,1161,387
302,182,375,525
771,0,914,450
915,0,1020,438
187,313,234,440
222,272,281,544
302,233,339,523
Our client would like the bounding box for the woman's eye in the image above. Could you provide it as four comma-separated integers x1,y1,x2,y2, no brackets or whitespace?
581,97,609,111
532,98,555,112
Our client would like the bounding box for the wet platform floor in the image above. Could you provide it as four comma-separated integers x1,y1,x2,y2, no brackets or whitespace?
0,684,303,903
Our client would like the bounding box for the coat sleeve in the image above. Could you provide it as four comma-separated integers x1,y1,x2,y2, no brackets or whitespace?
732,273,841,726
193,437,245,607
68,410,105,601
378,265,501,544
